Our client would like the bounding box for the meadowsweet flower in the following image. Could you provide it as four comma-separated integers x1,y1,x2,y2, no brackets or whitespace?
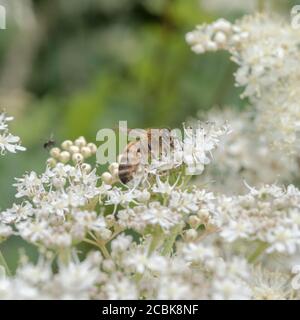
156,277,193,300
111,234,133,256
182,242,216,264
0,113,13,130
142,202,181,231
13,172,44,199
0,134,26,154
187,14,300,153
0,113,25,155
182,122,230,175
0,253,103,300
169,191,199,214
219,184,300,255
103,275,138,300
52,252,103,299
249,266,294,300
211,277,251,300
105,187,140,207
0,224,13,242
198,109,298,194
0,202,33,224
2,9,300,300
152,176,178,194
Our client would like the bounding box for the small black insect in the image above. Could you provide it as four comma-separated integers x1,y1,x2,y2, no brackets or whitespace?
43,135,56,150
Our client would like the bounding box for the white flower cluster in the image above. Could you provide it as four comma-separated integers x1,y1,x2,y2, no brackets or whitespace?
101,237,253,300
1,134,300,299
181,122,230,175
1,163,107,249
219,184,300,255
2,10,300,300
1,236,296,300
0,252,103,300
0,112,25,155
197,108,298,194
186,18,247,54
186,14,300,153
114,185,218,235
0,112,26,241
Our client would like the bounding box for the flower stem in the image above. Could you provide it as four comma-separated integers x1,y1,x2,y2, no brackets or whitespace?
0,250,11,276
98,241,111,259
84,238,111,259
148,230,162,256
58,248,71,265
162,225,182,256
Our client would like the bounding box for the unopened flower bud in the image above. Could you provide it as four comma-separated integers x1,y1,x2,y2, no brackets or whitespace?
99,228,112,241
185,32,196,44
81,146,92,158
61,140,73,151
81,163,92,173
137,190,151,203
52,177,66,188
59,151,70,163
101,172,113,185
47,158,57,168
184,229,198,242
50,147,61,159
87,143,97,154
72,153,84,163
188,215,201,229
232,34,241,43
198,209,210,220
214,31,227,45
205,41,218,51
75,136,87,148
193,44,205,54
105,214,116,227
213,19,232,33
240,32,249,40
109,162,119,175
102,259,115,272
69,145,80,154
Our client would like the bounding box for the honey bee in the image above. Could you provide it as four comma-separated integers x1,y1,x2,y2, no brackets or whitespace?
118,128,175,184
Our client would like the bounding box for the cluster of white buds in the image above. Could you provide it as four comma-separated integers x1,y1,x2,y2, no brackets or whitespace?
47,136,97,169
185,18,248,54
101,162,119,185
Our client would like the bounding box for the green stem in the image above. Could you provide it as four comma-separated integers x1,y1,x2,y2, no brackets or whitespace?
58,248,71,265
148,230,163,256
248,242,269,263
162,225,182,256
0,250,11,276
84,238,111,259
98,241,111,260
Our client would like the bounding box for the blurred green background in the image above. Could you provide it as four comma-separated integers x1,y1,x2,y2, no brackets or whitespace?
0,0,298,271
